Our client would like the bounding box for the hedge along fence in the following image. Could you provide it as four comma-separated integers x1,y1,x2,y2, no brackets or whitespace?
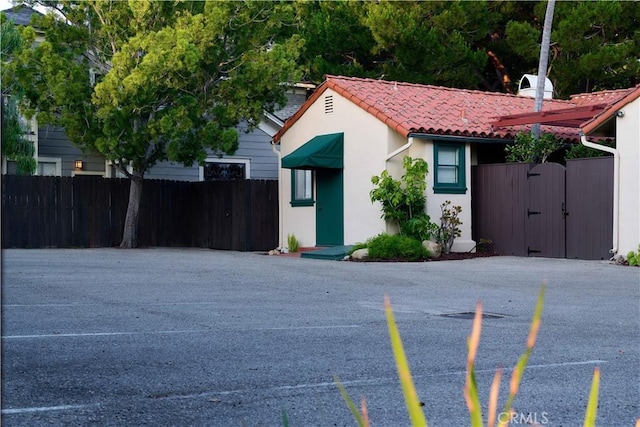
1,175,278,251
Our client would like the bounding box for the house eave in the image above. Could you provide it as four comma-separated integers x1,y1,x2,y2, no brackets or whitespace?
408,133,513,144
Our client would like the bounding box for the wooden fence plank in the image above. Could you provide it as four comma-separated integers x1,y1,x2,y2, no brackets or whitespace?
566,157,614,260
2,176,277,250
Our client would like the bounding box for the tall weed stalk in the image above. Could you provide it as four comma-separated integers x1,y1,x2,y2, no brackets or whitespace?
337,284,608,426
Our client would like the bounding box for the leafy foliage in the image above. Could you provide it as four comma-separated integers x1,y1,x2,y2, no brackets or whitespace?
400,214,440,243
362,234,428,262
4,1,302,247
437,201,462,254
287,233,299,253
294,1,378,80
1,13,35,175
294,1,637,96
363,1,498,89
626,244,640,267
1,97,36,175
565,140,614,160
505,132,562,164
370,156,436,236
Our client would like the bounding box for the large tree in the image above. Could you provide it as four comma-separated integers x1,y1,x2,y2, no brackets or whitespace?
293,1,379,81
505,0,639,97
6,0,302,247
292,0,638,96
1,12,36,175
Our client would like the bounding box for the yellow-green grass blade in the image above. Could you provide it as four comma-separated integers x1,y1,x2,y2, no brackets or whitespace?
464,302,484,426
503,284,545,415
385,295,428,427
334,375,367,427
583,367,600,427
361,396,370,427
487,366,503,427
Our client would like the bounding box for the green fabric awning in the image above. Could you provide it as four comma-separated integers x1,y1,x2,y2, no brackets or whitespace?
281,133,343,169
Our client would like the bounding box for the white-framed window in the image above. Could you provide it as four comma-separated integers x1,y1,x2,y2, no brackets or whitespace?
2,159,18,175
199,158,250,181
36,157,62,176
72,170,105,177
290,169,314,207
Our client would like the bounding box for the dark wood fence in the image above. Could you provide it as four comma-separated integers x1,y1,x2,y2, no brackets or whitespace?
2,175,278,251
472,157,613,260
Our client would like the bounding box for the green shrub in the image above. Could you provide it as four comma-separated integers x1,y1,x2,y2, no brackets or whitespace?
626,244,640,267
370,157,437,233
505,131,562,164
287,233,299,253
400,213,440,242
565,140,614,160
437,201,462,254
365,234,428,261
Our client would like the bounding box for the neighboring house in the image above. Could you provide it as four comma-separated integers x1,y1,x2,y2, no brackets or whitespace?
271,74,638,256
1,5,313,181
143,83,313,182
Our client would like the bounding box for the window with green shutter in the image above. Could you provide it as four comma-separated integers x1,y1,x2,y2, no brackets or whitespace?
434,143,466,194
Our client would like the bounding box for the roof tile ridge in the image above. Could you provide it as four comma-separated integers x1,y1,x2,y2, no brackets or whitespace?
570,86,636,100
326,75,579,104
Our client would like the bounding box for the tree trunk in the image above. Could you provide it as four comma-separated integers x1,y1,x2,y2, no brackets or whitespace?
532,0,556,139
120,174,144,248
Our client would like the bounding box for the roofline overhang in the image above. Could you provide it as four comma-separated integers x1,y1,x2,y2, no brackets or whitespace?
490,104,608,129
581,85,640,135
408,133,513,144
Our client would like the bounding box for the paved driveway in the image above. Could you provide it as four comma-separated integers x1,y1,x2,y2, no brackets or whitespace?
2,249,638,426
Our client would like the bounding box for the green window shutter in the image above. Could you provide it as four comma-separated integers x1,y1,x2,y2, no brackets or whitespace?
434,143,467,194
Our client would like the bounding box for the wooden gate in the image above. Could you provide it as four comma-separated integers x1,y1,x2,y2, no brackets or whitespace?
472,158,613,260
525,163,566,258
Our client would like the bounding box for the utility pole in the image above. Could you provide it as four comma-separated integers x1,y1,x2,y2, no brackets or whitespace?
532,0,556,139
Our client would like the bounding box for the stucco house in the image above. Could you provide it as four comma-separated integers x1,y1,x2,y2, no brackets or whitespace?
579,86,640,258
1,5,312,182
271,75,639,257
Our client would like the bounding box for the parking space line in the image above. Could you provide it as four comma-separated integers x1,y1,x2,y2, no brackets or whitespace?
2,325,361,339
257,325,361,330
1,403,99,415
2,330,208,339
3,302,223,307
159,359,607,401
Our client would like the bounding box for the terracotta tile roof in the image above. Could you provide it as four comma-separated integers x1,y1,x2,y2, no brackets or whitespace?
570,86,638,107
580,85,640,135
273,75,594,143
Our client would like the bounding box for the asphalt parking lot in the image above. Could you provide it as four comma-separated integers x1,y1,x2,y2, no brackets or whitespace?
1,248,639,426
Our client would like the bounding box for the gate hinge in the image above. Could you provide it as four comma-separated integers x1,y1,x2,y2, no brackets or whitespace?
528,247,541,255
527,209,541,217
527,171,541,179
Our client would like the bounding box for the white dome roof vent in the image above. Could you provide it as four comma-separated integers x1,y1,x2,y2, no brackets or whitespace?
518,74,554,99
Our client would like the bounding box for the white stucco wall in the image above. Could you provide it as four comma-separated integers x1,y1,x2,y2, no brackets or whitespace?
279,89,476,251
278,88,389,248
409,140,475,252
616,96,640,256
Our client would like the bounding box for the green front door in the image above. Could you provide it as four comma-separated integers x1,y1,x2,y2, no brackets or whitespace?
315,169,344,246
